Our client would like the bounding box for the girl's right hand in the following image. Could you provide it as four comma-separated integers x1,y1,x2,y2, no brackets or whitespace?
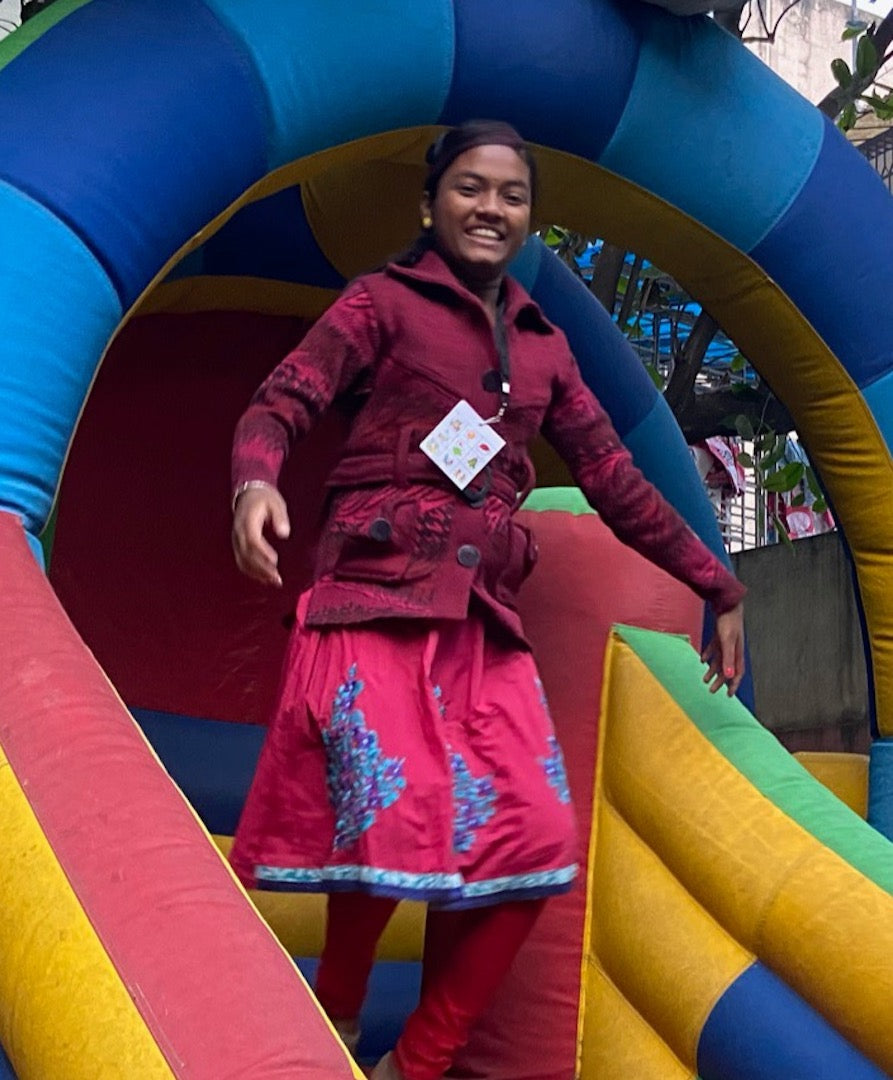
700,602,745,697
231,485,291,586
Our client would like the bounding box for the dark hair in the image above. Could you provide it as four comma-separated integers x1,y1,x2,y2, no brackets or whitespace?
394,119,537,267
424,119,538,207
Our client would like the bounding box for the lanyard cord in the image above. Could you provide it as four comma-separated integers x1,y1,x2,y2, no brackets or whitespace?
485,300,511,425
463,302,510,507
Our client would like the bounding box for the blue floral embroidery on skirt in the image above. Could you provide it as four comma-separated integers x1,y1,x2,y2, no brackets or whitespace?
322,664,406,850
450,750,497,854
534,676,551,716
540,736,571,805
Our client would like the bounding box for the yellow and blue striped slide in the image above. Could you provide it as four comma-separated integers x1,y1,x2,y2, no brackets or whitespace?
581,626,893,1079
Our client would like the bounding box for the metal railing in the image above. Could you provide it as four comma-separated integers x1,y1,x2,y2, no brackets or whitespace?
703,438,836,554
858,124,893,193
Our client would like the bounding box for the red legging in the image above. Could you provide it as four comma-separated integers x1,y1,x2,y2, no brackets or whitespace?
315,892,545,1080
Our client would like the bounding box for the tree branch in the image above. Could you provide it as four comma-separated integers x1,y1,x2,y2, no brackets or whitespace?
817,11,893,117
663,311,718,414
769,0,803,38
740,0,805,43
675,386,795,443
615,254,643,330
589,243,627,317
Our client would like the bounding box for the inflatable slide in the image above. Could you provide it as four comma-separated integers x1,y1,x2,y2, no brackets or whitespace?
2,1,893,1076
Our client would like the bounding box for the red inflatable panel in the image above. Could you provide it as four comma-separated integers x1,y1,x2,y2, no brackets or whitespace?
0,510,359,1078
52,311,347,724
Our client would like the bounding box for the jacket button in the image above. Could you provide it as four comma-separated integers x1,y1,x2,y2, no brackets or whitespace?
457,544,481,568
368,518,392,542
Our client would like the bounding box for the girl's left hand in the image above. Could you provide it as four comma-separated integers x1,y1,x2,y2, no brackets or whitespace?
701,602,745,696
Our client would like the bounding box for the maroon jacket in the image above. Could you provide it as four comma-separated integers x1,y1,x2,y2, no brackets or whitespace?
232,249,745,642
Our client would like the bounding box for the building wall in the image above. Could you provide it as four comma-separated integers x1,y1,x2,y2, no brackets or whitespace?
0,0,18,37
737,2,887,754
732,531,871,751
746,0,892,105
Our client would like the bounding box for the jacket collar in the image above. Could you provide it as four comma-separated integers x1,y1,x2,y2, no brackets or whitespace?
386,248,554,333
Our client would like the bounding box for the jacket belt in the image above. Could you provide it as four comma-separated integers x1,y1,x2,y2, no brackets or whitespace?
325,447,527,509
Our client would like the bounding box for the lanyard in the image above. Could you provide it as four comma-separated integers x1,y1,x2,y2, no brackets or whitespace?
484,301,511,425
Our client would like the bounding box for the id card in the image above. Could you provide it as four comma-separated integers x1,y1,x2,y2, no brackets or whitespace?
420,400,505,490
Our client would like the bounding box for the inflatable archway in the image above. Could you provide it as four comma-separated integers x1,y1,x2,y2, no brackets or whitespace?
3,1,893,1078
4,0,893,722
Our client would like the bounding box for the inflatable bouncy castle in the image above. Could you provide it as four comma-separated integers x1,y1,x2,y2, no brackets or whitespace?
2,2,893,1077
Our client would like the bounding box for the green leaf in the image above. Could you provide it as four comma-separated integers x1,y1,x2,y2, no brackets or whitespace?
735,414,755,441
644,363,664,390
759,435,784,470
772,512,795,549
763,461,805,493
755,431,775,453
730,352,747,373
839,102,858,131
813,497,828,514
857,34,878,80
791,492,806,507
832,57,853,88
737,451,754,469
842,24,864,41
805,466,823,499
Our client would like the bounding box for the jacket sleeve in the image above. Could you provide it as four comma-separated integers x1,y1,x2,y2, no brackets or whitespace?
231,279,380,492
541,344,746,615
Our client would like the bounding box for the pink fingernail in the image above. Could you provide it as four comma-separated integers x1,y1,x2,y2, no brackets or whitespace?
724,668,735,678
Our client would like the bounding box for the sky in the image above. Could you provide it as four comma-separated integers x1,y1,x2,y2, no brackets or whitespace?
857,0,893,17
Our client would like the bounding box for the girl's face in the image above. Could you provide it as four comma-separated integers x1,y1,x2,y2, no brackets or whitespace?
422,144,532,288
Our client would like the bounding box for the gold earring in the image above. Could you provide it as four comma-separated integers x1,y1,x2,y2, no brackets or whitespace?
421,215,433,229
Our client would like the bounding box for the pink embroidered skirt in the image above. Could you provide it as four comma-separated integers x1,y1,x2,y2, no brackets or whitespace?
230,594,578,908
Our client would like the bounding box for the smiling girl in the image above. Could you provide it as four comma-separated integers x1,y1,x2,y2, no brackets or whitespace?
229,120,745,1079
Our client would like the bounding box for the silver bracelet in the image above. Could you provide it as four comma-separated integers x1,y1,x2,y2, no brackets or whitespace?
231,479,275,513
